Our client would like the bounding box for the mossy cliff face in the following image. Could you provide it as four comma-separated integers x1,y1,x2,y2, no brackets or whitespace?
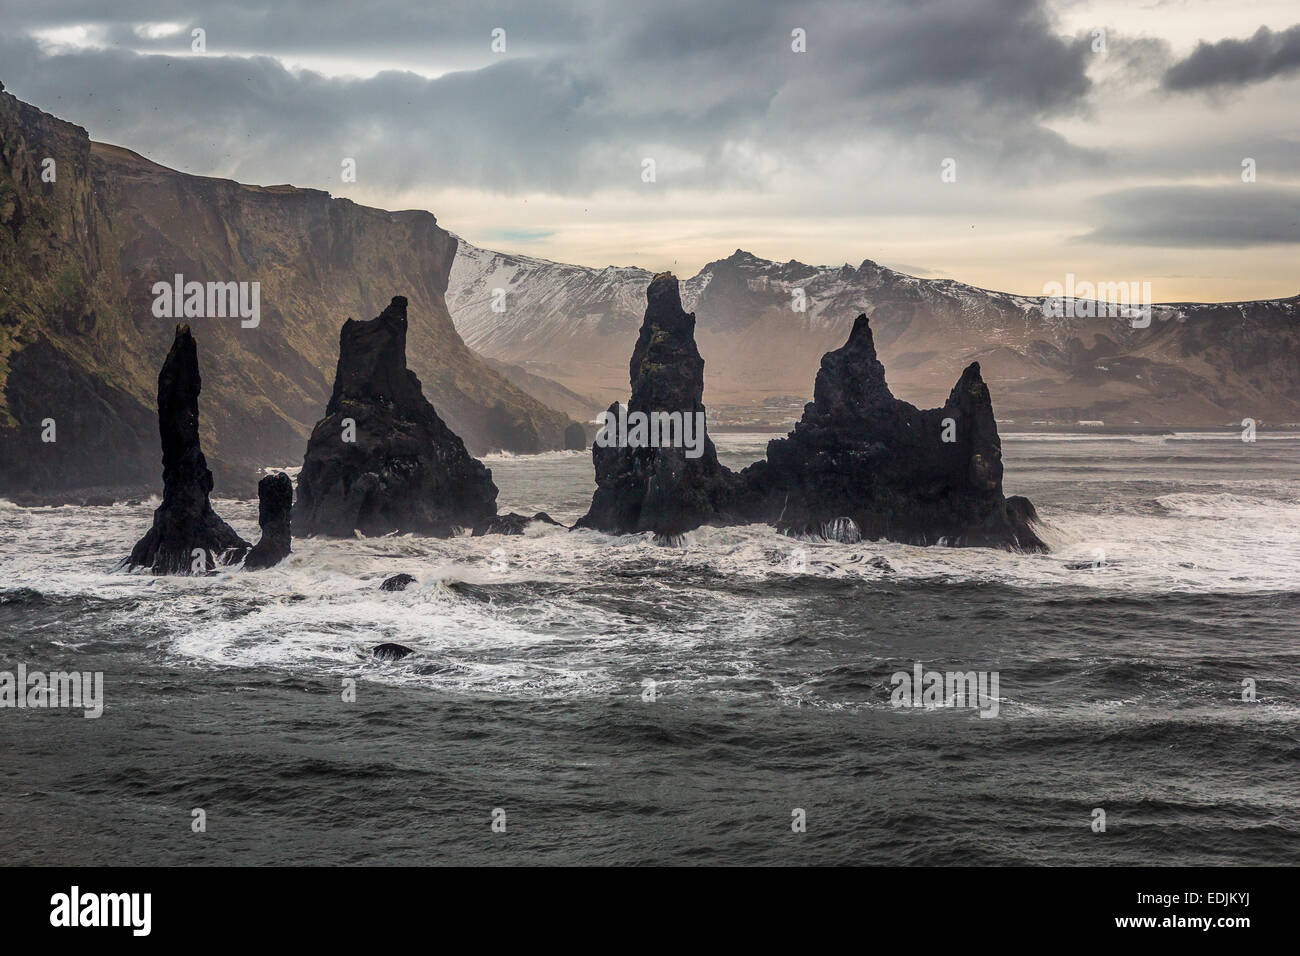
0,89,158,495
0,88,570,501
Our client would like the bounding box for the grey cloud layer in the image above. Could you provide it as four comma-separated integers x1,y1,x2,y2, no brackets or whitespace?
0,0,1098,195
1164,24,1300,92
1,0,1296,260
1082,186,1300,247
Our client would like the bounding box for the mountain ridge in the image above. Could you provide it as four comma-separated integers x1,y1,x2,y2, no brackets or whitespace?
448,236,1300,427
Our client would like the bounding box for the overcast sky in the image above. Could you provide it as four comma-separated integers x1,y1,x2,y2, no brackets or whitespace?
1,0,1296,300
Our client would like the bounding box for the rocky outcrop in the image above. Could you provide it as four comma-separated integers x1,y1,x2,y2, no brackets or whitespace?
742,314,1045,550
372,643,414,661
379,573,415,591
574,273,747,537
121,326,250,573
564,421,588,450
294,296,499,537
482,511,565,535
244,472,293,569
573,276,1043,549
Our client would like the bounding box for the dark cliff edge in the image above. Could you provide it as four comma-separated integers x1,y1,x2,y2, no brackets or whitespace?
294,296,499,537
0,87,571,504
0,90,157,500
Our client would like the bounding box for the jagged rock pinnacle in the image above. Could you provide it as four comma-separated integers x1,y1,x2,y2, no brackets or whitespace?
575,273,746,536
244,472,293,569
744,314,1043,549
120,325,250,573
294,296,499,537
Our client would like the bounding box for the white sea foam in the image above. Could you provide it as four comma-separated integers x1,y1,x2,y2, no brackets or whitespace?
482,449,587,462
3,434,1298,697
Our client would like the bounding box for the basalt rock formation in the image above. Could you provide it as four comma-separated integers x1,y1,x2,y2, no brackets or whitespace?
482,511,565,535
244,472,293,569
379,573,415,592
574,273,746,537
574,273,1044,550
742,314,1045,550
294,296,499,537
121,325,250,573
564,421,588,451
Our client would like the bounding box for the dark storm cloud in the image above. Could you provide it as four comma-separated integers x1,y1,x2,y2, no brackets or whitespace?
0,0,1098,194
1164,24,1300,92
0,31,619,193
1080,186,1300,247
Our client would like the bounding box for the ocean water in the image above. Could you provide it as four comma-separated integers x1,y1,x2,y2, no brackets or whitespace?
2,433,1298,865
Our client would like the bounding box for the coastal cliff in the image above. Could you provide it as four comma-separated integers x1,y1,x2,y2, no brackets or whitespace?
0,88,572,502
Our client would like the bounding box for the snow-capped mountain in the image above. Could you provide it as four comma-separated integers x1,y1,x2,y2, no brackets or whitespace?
448,237,1300,427
446,238,654,403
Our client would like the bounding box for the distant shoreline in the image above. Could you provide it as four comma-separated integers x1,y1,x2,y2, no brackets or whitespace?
711,423,1299,436
998,423,1299,436
5,424,1297,508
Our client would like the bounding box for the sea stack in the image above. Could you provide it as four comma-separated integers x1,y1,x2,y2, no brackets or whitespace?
294,296,499,537
244,472,294,569
564,421,588,451
575,273,745,538
742,314,1045,550
121,325,250,573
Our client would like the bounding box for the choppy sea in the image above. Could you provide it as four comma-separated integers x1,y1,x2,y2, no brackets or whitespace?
2,433,1298,864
